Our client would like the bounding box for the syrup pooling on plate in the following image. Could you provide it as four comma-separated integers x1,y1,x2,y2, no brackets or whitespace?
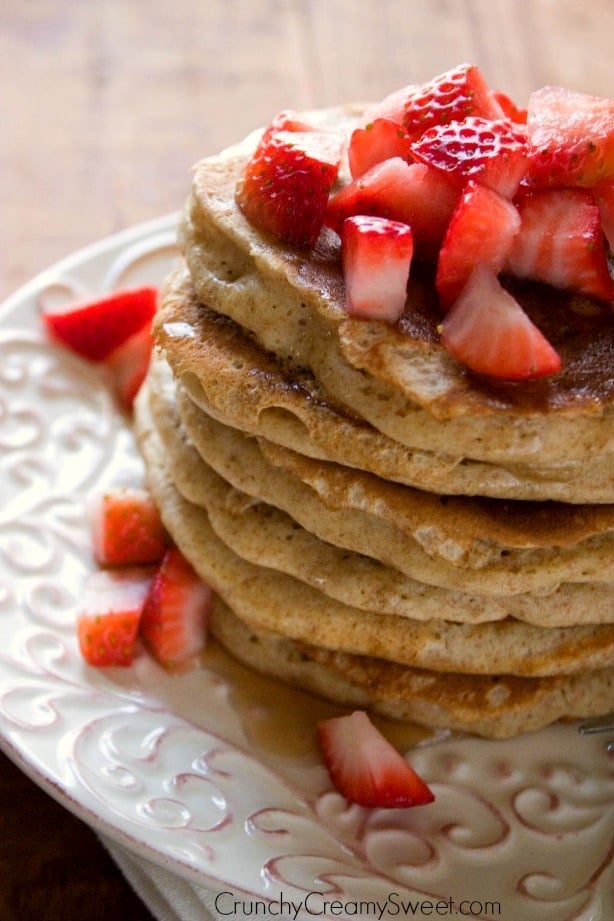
200,639,436,761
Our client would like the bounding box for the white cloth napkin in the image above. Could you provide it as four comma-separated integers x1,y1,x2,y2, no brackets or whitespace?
99,833,234,921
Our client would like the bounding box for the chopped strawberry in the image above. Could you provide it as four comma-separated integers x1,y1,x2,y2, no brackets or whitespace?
140,547,211,670
593,176,614,251
103,320,154,410
525,86,614,188
325,158,459,258
363,83,418,126
42,286,158,362
235,129,344,247
91,487,167,568
317,710,435,809
341,215,413,321
436,181,521,308
258,109,320,145
411,116,530,199
492,90,527,124
505,188,614,302
370,64,505,141
348,118,413,179
77,568,153,667
440,264,561,380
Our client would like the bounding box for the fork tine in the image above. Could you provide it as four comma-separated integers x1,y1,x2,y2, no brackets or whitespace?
578,713,614,735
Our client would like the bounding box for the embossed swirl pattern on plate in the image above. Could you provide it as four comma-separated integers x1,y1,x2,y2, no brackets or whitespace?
0,216,612,920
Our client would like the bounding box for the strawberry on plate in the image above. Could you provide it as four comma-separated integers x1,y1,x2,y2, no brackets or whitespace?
140,547,212,670
91,487,167,568
341,215,414,321
235,129,344,247
77,568,154,667
325,158,459,257
317,710,435,809
440,264,561,380
103,320,154,410
505,188,614,302
411,116,530,200
436,180,521,308
347,118,413,179
42,286,158,362
367,63,505,141
525,85,614,188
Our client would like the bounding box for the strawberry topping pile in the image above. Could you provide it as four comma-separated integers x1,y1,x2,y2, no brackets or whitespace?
235,63,614,381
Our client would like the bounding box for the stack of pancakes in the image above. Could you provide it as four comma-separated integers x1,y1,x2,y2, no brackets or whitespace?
134,107,614,738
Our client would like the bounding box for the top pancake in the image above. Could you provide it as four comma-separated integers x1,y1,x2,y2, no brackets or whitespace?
178,106,614,477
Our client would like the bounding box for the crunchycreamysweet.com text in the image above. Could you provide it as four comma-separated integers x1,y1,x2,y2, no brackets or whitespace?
214,891,503,919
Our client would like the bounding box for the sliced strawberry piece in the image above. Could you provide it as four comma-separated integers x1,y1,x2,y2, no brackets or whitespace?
91,487,167,568
370,64,504,141
77,568,153,667
317,710,435,809
436,181,521,309
42,286,158,362
492,90,527,125
348,118,413,179
140,547,211,670
440,264,561,380
363,83,418,126
235,129,343,247
258,109,321,145
325,158,459,258
505,188,614,302
593,176,614,251
525,85,614,188
341,215,413,322
411,116,530,199
104,321,154,410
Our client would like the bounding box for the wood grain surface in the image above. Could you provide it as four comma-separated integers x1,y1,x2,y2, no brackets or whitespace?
0,1,612,917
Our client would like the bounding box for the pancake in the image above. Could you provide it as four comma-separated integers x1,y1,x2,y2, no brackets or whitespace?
147,353,614,627
170,369,614,596
208,599,614,739
177,108,614,474
134,372,614,679
159,264,614,503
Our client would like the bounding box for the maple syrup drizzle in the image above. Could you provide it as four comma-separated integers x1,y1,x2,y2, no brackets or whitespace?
200,639,433,761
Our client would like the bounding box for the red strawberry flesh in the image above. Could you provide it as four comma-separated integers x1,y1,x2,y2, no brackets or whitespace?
411,116,530,199
436,181,521,308
104,320,154,410
236,129,343,247
440,264,562,380
325,158,459,257
140,547,211,669
348,118,413,179
341,215,413,321
505,188,614,302
317,710,435,808
370,64,505,141
42,286,158,362
77,568,153,667
91,487,167,567
526,85,614,187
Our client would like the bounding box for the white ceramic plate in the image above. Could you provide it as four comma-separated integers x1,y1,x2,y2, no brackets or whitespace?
0,215,612,921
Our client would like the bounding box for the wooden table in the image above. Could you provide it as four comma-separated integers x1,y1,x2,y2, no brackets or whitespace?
0,1,612,917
